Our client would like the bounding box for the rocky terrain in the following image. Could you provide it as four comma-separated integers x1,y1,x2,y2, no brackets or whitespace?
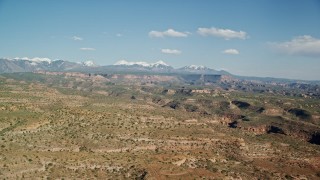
0,72,319,179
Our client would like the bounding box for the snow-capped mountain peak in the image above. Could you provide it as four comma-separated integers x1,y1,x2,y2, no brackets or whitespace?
12,57,52,64
82,60,97,67
1,57,230,75
177,65,229,75
114,60,149,67
183,65,209,70
189,65,205,70
152,60,169,67
114,60,170,68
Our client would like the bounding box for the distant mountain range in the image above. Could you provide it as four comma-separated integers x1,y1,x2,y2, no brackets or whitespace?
0,58,319,83
177,65,230,75
111,60,174,72
0,58,229,75
0,58,96,73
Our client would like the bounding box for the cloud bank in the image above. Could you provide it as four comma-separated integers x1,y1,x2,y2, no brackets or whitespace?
161,49,181,55
80,48,96,51
222,49,239,55
272,35,320,57
197,27,247,40
72,36,83,41
149,29,188,38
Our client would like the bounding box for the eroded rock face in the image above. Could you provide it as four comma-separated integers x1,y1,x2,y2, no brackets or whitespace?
225,114,320,145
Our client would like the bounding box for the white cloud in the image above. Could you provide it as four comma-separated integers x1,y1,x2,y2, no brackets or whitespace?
222,49,240,55
72,36,83,41
80,48,95,51
161,49,182,55
149,29,188,38
197,27,247,40
272,35,320,57
116,33,123,37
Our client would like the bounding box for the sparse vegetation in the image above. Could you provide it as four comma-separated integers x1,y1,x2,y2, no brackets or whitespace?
0,72,319,179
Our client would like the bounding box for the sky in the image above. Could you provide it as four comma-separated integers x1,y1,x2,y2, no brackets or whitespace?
0,0,320,80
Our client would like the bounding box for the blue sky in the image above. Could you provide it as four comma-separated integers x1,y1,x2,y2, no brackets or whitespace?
0,0,320,80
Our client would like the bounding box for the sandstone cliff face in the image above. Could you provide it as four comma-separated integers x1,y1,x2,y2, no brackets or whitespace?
227,118,320,145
